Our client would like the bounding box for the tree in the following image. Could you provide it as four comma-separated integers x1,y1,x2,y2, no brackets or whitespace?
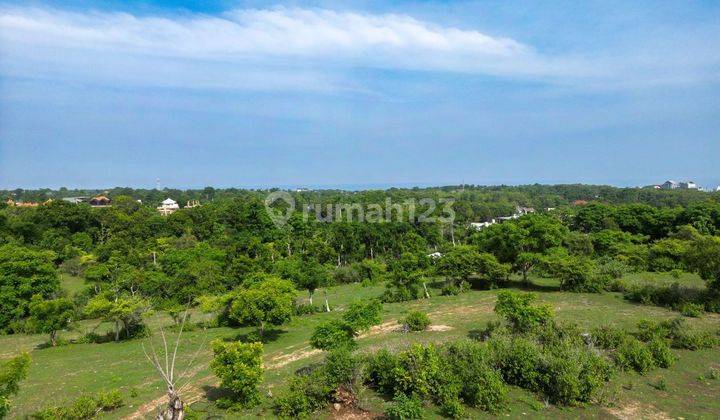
28,295,75,346
0,244,60,331
310,320,357,351
685,236,720,290
142,310,207,420
514,252,543,284
436,245,483,284
210,340,264,408
84,293,148,341
228,277,295,340
342,299,382,331
275,257,330,305
0,353,30,419
494,290,553,333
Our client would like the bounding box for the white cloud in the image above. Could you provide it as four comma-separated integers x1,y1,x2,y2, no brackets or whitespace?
0,5,716,92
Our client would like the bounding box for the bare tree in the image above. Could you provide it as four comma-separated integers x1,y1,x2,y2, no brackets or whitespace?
142,310,207,420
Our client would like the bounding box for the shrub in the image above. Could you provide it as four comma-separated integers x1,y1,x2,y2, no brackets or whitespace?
404,311,431,332
274,348,359,418
342,300,382,331
494,290,553,333
67,396,98,419
679,302,703,318
391,345,444,400
614,338,656,374
209,340,264,408
385,394,423,420
310,320,357,351
443,341,508,413
0,353,30,419
294,303,322,316
489,337,544,390
646,337,676,368
32,389,125,419
365,349,399,395
591,325,628,349
441,281,469,296
636,318,717,350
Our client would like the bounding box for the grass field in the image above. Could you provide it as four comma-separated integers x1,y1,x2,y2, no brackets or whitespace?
3,272,720,419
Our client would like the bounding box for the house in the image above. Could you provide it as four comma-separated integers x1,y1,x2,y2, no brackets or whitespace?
516,206,535,215
679,181,699,190
62,196,88,204
572,199,588,206
427,252,442,259
5,199,40,207
89,195,111,207
157,198,179,215
661,180,679,190
470,220,496,230
185,200,201,208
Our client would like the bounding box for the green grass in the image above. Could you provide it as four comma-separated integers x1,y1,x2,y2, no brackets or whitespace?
60,273,88,297
4,275,720,418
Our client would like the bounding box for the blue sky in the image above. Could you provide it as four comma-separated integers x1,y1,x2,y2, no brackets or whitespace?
0,0,718,189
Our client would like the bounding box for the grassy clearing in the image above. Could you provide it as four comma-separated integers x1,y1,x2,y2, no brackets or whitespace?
3,274,720,418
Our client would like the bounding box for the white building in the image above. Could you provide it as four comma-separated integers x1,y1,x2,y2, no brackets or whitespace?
157,198,179,215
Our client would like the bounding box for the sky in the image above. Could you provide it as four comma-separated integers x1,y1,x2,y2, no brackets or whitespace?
0,0,719,190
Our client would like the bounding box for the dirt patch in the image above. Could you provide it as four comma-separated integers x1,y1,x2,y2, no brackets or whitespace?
331,405,374,420
266,346,323,369
427,324,453,332
605,401,671,420
358,321,402,338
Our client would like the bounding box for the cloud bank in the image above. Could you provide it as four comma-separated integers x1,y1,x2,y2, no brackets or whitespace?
0,6,591,91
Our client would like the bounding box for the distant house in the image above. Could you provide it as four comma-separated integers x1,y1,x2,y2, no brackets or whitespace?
661,180,699,190
6,198,40,207
470,220,496,230
427,252,442,259
572,199,588,206
157,198,179,215
89,195,111,207
62,196,88,204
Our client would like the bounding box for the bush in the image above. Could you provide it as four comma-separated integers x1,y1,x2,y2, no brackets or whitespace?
274,347,360,418
385,394,423,420
209,340,264,408
441,281,469,296
489,337,544,390
310,320,357,351
614,338,656,373
494,291,553,333
646,337,676,368
679,302,703,317
342,300,382,331
31,389,125,419
636,318,717,350
365,349,399,396
404,311,431,332
443,341,508,413
294,303,323,316
591,325,628,349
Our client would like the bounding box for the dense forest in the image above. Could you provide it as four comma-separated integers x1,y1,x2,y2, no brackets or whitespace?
2,184,720,418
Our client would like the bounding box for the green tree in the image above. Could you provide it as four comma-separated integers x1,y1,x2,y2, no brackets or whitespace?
514,252,543,284
0,244,60,331
0,353,31,419
494,290,553,333
685,236,720,290
228,277,295,340
28,295,75,346
84,293,148,341
210,340,264,408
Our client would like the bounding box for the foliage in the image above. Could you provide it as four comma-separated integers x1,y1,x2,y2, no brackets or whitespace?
404,311,431,332
614,337,656,373
209,340,264,408
0,244,60,332
84,293,148,341
274,347,359,418
227,277,296,339
30,389,124,419
494,290,553,333
443,341,508,413
0,353,30,419
384,394,423,420
28,295,75,346
341,299,382,331
310,320,357,351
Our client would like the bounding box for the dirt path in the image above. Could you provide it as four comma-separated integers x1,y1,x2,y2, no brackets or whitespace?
605,401,671,419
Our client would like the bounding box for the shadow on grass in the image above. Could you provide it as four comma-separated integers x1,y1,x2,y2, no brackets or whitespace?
201,384,234,404
221,328,287,344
